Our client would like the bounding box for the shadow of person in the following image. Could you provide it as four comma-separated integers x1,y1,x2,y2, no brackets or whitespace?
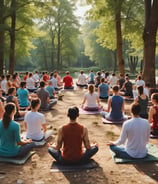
134,162,158,182
62,163,108,184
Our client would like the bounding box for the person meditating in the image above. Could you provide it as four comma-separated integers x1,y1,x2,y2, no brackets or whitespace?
24,98,53,143
135,85,148,119
63,71,74,89
101,85,127,121
81,84,102,111
148,93,158,136
108,102,150,159
48,107,98,164
0,103,35,157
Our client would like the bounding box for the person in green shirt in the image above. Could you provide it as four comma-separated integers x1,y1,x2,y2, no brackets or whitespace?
0,103,35,157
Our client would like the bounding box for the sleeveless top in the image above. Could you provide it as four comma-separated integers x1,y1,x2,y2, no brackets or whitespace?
151,106,158,130
99,83,109,98
138,96,148,117
109,96,123,120
62,123,84,162
125,81,133,97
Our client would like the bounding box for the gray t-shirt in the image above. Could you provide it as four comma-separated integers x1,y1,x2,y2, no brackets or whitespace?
37,88,49,109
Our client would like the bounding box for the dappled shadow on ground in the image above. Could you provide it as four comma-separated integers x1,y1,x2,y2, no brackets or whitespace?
62,165,109,184
134,162,158,181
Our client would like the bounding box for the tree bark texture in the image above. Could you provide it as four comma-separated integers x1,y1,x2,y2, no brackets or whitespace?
9,0,16,74
115,10,125,75
142,0,158,87
0,0,5,75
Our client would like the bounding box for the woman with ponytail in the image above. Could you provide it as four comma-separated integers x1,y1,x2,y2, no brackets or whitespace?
81,84,102,111
0,103,35,157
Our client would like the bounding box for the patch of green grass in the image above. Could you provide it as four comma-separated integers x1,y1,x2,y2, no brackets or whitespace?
92,121,99,126
106,131,118,140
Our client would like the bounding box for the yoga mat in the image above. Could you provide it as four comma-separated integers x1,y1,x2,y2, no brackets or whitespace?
79,108,102,115
110,144,158,164
21,132,46,146
0,151,35,165
150,134,158,139
102,118,125,124
14,116,24,121
50,159,99,172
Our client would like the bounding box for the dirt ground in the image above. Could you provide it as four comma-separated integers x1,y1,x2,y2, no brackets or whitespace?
0,87,158,184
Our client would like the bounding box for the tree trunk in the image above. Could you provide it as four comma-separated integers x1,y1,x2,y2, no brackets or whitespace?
142,0,158,87
0,0,5,75
113,50,117,73
9,0,16,75
57,21,60,70
115,6,124,75
51,33,55,69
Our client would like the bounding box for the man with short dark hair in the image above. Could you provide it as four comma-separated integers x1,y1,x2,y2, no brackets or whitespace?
108,102,150,159
48,107,98,164
37,81,57,110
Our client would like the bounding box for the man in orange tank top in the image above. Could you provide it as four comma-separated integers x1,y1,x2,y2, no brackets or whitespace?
48,107,98,164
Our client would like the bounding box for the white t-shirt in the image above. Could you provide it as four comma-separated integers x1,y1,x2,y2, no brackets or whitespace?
33,74,40,82
26,77,35,89
136,80,145,87
51,77,58,88
78,74,87,85
144,87,149,97
109,76,118,87
85,92,98,107
24,111,46,140
115,117,150,158
1,79,7,93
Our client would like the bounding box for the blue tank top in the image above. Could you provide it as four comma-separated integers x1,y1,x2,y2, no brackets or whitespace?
99,83,109,98
109,96,123,120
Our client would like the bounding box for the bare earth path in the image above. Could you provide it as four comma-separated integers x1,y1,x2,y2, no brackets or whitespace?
0,88,158,184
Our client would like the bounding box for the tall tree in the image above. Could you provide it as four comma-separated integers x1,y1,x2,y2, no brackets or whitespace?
0,0,5,75
142,0,158,87
9,0,16,74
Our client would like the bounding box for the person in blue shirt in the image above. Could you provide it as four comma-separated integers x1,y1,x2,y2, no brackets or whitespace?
101,85,128,121
98,78,109,99
45,80,55,99
17,82,30,107
88,70,95,84
0,103,35,157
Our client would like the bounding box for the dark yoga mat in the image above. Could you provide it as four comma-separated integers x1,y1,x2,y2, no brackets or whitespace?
0,151,35,165
50,159,99,172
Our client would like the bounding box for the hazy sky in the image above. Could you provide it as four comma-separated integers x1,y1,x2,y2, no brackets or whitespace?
74,2,91,24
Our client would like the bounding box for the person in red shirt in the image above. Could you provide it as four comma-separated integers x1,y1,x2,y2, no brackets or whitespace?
148,93,158,136
42,72,49,84
23,72,29,82
62,71,74,89
48,107,98,165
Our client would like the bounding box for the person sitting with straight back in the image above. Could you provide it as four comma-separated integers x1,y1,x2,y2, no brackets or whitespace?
108,102,150,159
24,98,53,143
101,85,127,121
37,81,57,110
48,107,98,165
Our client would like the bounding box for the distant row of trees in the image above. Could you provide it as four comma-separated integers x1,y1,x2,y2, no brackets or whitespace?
0,0,80,74
0,0,158,87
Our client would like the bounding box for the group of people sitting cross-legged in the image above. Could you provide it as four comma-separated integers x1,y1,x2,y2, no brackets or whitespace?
1,70,158,166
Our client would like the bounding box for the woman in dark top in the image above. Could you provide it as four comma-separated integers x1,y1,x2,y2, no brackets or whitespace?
135,86,148,119
6,87,27,119
101,85,127,121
